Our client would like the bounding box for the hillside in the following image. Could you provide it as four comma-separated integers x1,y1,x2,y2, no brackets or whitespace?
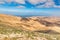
0,14,60,32
0,14,60,40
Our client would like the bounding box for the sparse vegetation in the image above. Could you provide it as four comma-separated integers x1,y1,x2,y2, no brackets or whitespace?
0,14,60,40
0,22,60,40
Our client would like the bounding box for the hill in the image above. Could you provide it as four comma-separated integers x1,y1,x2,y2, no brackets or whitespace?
0,14,60,40
0,14,60,33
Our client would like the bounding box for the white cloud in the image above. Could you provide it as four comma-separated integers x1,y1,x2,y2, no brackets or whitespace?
29,0,55,8
15,0,25,4
0,0,4,3
0,0,25,4
54,5,60,8
17,6,26,8
44,0,55,8
4,0,13,2
27,0,56,8
28,0,47,5
0,0,60,8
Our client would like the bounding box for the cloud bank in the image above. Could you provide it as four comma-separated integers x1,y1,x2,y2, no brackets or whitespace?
0,0,60,8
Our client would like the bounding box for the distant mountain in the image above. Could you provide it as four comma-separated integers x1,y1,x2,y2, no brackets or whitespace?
0,0,60,8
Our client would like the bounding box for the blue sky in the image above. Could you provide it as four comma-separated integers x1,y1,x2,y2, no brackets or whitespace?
0,7,60,16
0,0,60,8
0,0,60,17
54,0,60,6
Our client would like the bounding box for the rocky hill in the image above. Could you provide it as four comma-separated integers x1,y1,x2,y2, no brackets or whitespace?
0,14,60,40
0,14,60,33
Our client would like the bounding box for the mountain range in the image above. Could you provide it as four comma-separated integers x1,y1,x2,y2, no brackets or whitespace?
0,14,60,40
0,14,60,33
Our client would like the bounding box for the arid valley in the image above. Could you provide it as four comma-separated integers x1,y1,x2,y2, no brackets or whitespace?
0,14,60,40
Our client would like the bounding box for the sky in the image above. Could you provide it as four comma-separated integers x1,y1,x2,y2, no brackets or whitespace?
0,0,60,17
0,0,60,8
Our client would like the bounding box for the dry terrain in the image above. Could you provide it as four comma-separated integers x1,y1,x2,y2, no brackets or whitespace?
0,14,60,40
